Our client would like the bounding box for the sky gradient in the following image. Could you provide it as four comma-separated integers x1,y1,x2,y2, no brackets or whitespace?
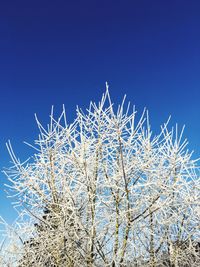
0,0,200,223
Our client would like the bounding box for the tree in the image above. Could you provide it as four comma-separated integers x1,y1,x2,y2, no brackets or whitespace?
1,86,200,266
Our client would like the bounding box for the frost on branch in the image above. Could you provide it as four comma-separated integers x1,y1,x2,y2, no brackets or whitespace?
1,87,200,266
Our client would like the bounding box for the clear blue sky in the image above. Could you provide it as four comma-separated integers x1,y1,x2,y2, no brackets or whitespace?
0,0,200,223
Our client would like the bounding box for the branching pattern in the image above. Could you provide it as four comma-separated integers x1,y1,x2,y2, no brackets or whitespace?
1,86,199,266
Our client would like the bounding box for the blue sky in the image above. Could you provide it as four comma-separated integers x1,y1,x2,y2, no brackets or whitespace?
0,0,200,223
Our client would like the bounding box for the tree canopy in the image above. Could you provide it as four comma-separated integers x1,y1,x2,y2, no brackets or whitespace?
1,87,199,266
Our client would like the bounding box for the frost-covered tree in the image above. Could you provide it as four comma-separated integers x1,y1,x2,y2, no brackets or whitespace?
1,86,199,266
